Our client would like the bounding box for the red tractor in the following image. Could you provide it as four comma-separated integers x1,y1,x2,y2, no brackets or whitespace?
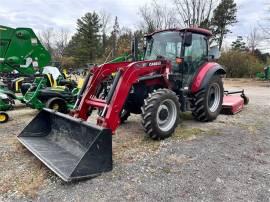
18,28,227,181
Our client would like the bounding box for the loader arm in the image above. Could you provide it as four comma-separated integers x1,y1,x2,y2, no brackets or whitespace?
75,60,171,132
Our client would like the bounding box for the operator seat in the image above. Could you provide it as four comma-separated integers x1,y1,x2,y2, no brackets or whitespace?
37,87,75,103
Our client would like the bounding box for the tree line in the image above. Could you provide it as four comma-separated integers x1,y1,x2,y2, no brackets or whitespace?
38,0,270,77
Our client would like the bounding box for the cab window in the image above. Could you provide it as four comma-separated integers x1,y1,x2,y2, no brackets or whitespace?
184,33,208,65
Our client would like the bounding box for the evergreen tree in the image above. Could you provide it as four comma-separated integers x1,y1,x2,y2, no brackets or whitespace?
211,0,237,50
231,36,246,51
112,16,120,57
64,12,102,66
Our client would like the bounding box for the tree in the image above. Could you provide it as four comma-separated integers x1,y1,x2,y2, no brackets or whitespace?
100,10,111,53
39,28,55,55
173,0,215,28
259,4,270,38
64,12,102,66
219,50,264,78
60,56,76,69
231,36,246,51
247,27,262,54
54,29,70,60
112,16,120,57
116,27,133,56
211,0,237,50
254,49,270,64
139,0,177,33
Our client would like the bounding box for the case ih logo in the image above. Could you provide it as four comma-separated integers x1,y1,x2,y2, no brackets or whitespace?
149,62,161,66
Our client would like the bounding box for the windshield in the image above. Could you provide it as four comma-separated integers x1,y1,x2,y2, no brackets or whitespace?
144,31,182,61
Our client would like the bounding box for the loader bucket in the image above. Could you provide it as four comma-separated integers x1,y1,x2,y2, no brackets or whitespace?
17,108,112,182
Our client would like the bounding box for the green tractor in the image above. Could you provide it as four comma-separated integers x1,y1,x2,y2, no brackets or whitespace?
21,75,78,113
0,25,50,75
0,93,13,123
0,65,79,114
0,25,51,91
0,83,14,123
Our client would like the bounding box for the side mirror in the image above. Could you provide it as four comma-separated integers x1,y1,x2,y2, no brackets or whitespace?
184,32,192,47
209,46,221,60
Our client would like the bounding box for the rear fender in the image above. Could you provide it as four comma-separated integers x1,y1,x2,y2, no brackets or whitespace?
191,62,225,93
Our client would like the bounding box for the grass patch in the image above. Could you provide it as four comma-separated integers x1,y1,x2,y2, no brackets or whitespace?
207,129,222,136
0,165,47,199
237,121,264,135
0,139,48,199
113,130,161,162
180,112,194,120
173,126,223,140
174,126,205,140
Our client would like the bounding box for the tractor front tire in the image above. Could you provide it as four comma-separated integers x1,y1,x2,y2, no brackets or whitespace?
46,97,68,114
0,112,9,123
192,75,223,122
141,89,180,140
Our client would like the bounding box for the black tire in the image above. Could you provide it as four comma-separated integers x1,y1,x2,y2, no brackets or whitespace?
192,75,224,122
45,97,68,113
141,89,180,140
20,83,31,95
0,112,9,123
120,109,130,124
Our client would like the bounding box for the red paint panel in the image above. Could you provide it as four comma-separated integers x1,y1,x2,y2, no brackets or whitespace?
85,98,106,108
222,95,244,114
191,62,216,93
145,27,212,37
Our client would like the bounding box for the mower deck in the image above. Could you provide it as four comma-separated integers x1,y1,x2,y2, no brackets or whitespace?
222,95,244,115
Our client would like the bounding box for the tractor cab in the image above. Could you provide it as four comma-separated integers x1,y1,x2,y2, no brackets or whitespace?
144,28,212,88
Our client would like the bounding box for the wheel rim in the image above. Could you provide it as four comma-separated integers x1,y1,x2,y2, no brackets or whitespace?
156,99,177,132
0,114,7,122
208,83,221,113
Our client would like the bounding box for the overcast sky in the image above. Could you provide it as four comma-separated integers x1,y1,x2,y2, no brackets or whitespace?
0,0,269,50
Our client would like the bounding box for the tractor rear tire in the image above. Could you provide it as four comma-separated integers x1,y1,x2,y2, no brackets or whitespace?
46,97,68,114
192,75,223,122
141,89,180,140
0,112,9,123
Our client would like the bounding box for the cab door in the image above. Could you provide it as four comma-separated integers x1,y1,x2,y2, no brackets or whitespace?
182,33,208,88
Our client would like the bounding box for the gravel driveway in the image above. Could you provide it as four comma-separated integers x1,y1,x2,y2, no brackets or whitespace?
1,79,270,201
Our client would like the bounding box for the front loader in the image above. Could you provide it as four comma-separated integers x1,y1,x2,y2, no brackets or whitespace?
18,28,230,181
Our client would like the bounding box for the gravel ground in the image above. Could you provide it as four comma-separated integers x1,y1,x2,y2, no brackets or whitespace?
0,79,270,201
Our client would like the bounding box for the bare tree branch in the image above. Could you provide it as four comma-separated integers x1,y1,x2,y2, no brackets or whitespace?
39,28,55,54
173,0,215,27
138,1,179,33
55,28,70,59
